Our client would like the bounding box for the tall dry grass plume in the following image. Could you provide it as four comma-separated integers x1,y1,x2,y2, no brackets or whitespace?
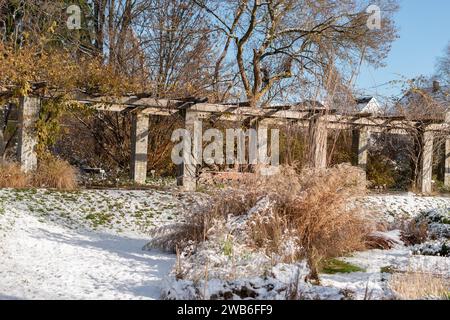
32,156,78,190
0,162,30,188
152,164,374,279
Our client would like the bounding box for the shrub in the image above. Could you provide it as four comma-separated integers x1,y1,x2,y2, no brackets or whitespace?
412,240,450,257
0,162,30,188
401,220,429,245
152,164,375,280
402,208,450,243
271,165,372,279
365,231,402,250
32,156,78,190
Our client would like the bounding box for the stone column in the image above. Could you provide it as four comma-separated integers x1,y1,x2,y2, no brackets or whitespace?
352,127,370,175
256,119,280,176
419,130,434,194
179,110,202,191
17,96,40,172
308,116,327,169
445,137,450,188
444,112,450,188
130,113,149,184
257,120,270,166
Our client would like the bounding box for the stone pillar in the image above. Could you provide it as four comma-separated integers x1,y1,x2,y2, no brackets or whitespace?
444,112,450,188
308,116,327,169
445,138,450,188
419,130,434,194
178,110,202,191
17,96,40,172
0,104,7,155
257,120,270,165
352,127,370,176
130,113,149,184
256,119,280,176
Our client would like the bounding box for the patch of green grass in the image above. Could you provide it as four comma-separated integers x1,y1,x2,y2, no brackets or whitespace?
12,193,26,201
380,266,397,274
162,204,176,210
34,208,46,215
195,185,208,193
222,237,233,257
85,211,113,227
321,259,365,274
60,194,78,202
133,211,144,219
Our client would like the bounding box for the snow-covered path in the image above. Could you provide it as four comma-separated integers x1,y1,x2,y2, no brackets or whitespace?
0,189,179,300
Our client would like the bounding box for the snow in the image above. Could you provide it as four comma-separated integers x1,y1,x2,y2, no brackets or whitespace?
0,188,184,300
1,189,449,300
413,240,450,257
161,193,450,300
361,194,450,223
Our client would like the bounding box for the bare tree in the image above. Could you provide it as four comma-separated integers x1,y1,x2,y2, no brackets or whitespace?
194,0,398,107
435,42,450,86
137,0,215,98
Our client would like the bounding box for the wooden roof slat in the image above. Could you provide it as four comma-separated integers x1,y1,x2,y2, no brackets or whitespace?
28,93,450,133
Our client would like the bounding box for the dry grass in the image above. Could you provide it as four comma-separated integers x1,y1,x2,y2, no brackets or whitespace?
32,157,78,190
254,165,372,279
0,158,78,190
400,220,429,246
154,164,375,280
365,232,399,250
0,162,30,188
390,272,449,300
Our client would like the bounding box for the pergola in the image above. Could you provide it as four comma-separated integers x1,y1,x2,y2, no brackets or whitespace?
12,93,450,194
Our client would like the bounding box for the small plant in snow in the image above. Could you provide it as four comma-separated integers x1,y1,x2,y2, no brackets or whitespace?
412,240,450,257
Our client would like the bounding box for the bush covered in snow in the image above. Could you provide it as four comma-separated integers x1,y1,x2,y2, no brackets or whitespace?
414,208,450,239
412,240,450,257
150,164,379,299
403,208,450,257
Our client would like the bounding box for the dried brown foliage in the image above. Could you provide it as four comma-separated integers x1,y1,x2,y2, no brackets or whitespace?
32,156,78,191
0,157,77,191
390,272,449,300
0,161,30,188
154,164,374,279
400,220,429,246
365,232,399,250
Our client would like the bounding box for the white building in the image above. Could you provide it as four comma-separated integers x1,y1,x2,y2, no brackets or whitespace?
355,97,382,114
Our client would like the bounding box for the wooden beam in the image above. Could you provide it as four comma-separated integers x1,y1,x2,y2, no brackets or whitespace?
72,93,181,108
67,96,450,134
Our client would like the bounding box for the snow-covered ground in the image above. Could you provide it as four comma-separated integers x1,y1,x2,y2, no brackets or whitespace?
361,193,450,223
0,189,449,300
0,188,194,300
162,193,450,300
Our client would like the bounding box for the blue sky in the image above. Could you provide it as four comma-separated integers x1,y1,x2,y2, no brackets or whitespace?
355,0,450,99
